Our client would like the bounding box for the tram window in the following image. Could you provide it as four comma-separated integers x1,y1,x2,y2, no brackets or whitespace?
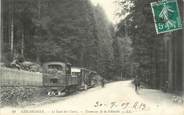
50,78,58,83
48,65,63,71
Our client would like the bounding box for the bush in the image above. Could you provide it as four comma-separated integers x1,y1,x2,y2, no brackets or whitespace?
0,87,44,107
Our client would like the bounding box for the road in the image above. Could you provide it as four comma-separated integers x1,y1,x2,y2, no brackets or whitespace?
1,80,184,115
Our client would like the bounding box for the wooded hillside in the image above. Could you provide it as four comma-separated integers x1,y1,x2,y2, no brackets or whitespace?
2,0,116,79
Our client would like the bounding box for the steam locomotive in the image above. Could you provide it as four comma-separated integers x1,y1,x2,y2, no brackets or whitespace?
42,62,99,96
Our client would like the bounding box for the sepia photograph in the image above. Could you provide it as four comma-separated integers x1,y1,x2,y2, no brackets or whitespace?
0,0,183,115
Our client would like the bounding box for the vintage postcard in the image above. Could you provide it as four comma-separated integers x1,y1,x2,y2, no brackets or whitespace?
0,0,184,115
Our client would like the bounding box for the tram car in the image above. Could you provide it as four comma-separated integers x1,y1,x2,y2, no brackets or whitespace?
71,67,98,90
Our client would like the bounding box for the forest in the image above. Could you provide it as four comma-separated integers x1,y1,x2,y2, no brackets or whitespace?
2,0,131,80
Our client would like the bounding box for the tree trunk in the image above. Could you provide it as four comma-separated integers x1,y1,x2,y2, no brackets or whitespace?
0,0,2,62
182,28,184,96
36,54,40,64
21,31,24,55
168,33,173,92
10,11,13,57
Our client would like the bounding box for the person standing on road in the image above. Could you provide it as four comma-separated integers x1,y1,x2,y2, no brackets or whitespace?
134,75,140,93
100,78,105,88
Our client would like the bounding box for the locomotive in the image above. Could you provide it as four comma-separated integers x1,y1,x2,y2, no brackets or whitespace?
42,62,98,96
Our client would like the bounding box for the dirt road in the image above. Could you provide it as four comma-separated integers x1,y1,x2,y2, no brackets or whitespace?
1,80,184,115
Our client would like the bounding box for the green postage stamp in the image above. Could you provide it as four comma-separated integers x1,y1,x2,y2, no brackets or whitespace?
151,0,182,34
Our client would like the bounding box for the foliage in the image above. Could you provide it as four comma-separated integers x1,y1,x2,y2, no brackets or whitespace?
92,5,114,79
0,87,44,107
2,0,115,79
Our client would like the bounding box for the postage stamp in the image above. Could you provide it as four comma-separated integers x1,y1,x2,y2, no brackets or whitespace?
151,0,182,34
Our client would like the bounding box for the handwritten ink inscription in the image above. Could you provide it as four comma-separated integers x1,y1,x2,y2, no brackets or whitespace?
93,101,148,113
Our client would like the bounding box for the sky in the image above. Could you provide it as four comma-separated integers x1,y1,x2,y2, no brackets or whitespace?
90,0,120,24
